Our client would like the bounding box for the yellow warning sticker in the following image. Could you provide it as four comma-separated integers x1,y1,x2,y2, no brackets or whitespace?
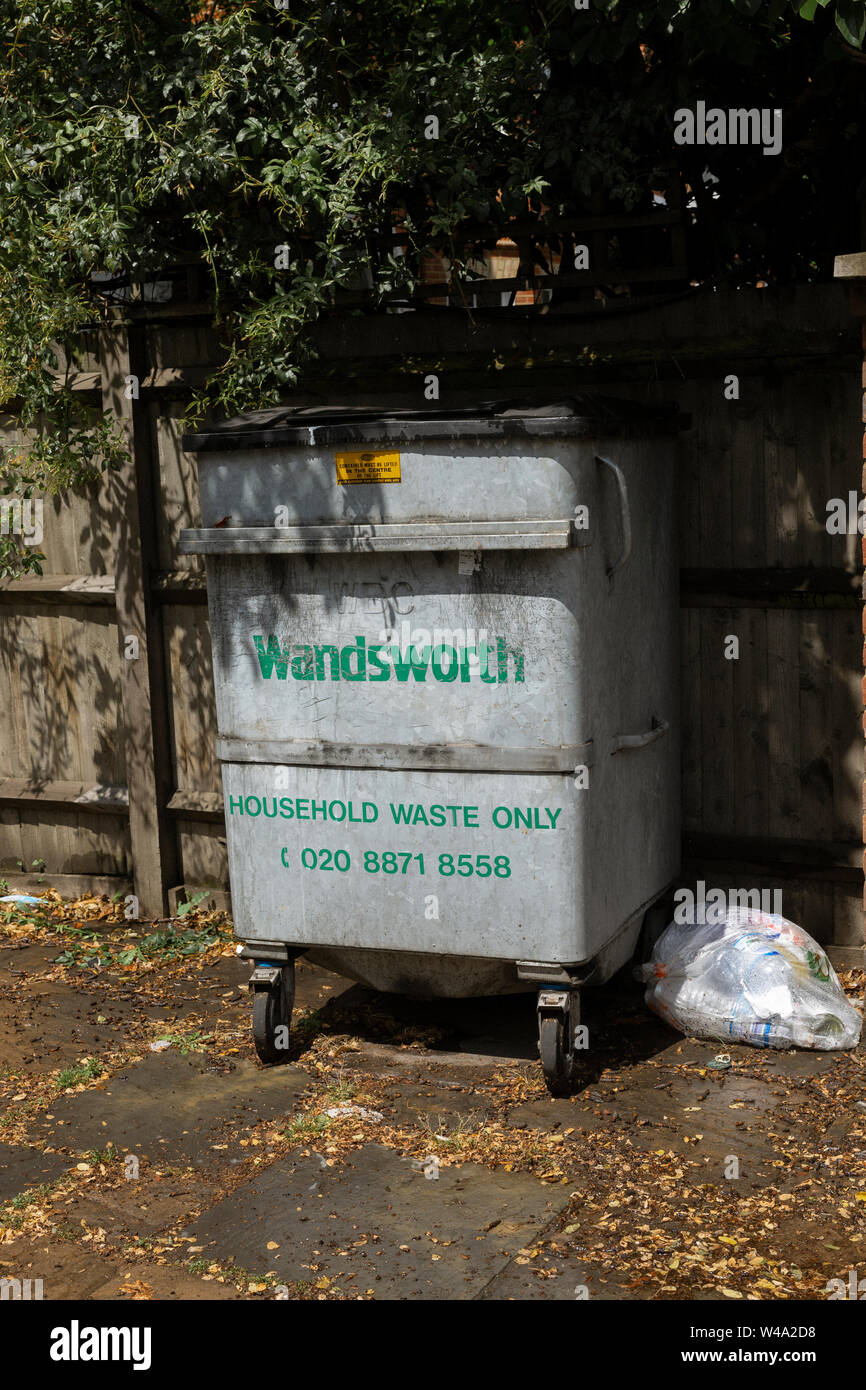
335,449,402,485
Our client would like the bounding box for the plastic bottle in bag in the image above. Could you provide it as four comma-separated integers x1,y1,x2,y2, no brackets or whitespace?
641,907,862,1050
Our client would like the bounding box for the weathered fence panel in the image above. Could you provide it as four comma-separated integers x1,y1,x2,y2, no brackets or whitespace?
0,284,862,958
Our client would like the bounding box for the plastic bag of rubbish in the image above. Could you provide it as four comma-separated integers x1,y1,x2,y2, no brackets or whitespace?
641,906,862,1050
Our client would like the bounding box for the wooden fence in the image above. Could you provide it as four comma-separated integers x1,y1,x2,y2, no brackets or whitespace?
0,282,863,962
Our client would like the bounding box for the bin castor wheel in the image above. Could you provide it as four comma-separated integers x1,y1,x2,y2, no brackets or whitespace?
537,988,580,1097
250,961,295,1065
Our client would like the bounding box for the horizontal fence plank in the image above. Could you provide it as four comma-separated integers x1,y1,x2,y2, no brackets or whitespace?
0,575,116,605
151,570,208,602
2,568,858,611
167,790,224,821
67,366,213,394
0,872,132,900
684,830,863,882
404,266,686,300
0,572,208,606
681,567,861,609
0,779,129,814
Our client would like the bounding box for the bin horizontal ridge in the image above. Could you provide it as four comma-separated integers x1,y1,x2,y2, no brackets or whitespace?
179,519,575,554
215,736,593,774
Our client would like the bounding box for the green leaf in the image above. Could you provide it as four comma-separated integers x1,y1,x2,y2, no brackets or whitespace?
836,0,866,45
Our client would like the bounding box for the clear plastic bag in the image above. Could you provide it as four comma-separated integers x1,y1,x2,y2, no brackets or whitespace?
641,906,862,1050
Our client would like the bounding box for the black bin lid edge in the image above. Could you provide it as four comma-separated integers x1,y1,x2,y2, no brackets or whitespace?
181,397,689,451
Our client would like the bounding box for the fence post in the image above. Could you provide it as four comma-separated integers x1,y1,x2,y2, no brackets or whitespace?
834,252,866,955
99,311,179,919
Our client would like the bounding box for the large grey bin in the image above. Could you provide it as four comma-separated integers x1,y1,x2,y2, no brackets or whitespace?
179,398,686,1092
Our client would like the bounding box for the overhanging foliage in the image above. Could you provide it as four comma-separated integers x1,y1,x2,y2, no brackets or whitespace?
0,0,863,575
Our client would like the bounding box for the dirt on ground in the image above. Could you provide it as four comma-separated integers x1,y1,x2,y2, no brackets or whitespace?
0,892,864,1302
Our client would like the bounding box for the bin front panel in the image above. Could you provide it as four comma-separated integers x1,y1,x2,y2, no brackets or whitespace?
221,761,582,962
197,441,593,528
206,550,592,763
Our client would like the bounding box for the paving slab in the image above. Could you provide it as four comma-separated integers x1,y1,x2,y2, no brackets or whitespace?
506,1061,805,1188
0,941,60,975
186,1141,569,1299
0,1239,242,1300
32,1052,309,1164
0,943,140,1071
478,1251,635,1300
0,1239,120,1300
0,1142,69,1201
90,1262,244,1301
378,1082,496,1129
56,1176,218,1248
334,1040,532,1084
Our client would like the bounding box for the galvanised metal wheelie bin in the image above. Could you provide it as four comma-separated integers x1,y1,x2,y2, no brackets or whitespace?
179,399,685,1094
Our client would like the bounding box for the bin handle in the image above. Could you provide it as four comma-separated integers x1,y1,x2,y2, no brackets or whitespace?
595,454,632,577
611,718,669,754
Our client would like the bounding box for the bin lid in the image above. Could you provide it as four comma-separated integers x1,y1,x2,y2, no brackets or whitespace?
182,396,688,452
